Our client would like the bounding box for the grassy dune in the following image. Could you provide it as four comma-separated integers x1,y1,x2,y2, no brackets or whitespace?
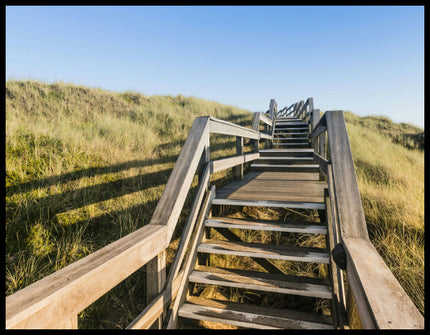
5,80,424,328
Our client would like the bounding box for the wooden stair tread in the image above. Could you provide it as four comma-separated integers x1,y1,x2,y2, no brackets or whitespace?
190,266,332,299
212,198,325,210
197,239,330,263
206,217,327,234
251,164,319,168
260,148,314,152
179,296,333,329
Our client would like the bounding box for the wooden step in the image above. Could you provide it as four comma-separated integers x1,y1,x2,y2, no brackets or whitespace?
189,266,332,299
273,137,309,141
275,126,309,132
275,122,307,126
212,198,325,210
179,296,333,329
206,217,327,235
197,239,330,264
250,164,319,173
259,148,314,157
256,157,315,165
274,132,309,136
273,143,310,146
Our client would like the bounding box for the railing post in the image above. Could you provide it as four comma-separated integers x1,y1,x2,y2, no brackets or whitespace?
236,136,244,179
251,112,260,152
311,109,320,153
146,250,167,329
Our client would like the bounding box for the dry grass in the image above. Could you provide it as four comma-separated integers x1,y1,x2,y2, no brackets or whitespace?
5,81,423,328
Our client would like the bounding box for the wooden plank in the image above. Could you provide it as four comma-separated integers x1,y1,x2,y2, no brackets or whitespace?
212,198,325,210
325,111,368,240
259,132,272,140
190,266,332,299
309,122,326,140
343,238,424,329
146,250,166,328
165,186,215,329
210,152,259,174
236,136,244,179
198,239,330,264
164,165,210,291
210,116,259,140
206,217,327,235
180,297,333,329
6,224,167,329
259,113,273,126
313,152,329,175
326,165,347,329
210,226,287,275
235,171,320,181
150,116,211,241
127,270,184,329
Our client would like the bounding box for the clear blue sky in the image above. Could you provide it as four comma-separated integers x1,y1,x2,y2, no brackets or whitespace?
6,6,424,128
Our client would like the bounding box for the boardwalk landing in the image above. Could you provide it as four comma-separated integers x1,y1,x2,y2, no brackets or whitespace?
177,117,335,329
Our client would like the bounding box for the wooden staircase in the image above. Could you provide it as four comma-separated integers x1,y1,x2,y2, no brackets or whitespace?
176,117,335,329
7,98,424,330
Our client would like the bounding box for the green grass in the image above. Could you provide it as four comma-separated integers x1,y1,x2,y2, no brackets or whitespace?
344,112,424,315
6,80,424,328
5,79,253,328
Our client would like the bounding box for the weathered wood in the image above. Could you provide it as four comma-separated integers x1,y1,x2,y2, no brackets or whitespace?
165,186,215,329
309,122,327,140
343,238,424,329
146,250,166,328
211,116,260,140
190,266,332,299
235,136,244,179
180,297,333,329
210,152,259,174
260,132,272,140
6,224,167,329
127,270,184,329
326,165,347,329
210,226,287,275
164,165,210,293
325,111,368,240
198,239,330,264
311,109,320,152
251,112,260,152
250,164,319,173
259,113,273,126
58,316,78,329
313,152,329,175
212,198,325,210
150,116,211,241
206,217,327,235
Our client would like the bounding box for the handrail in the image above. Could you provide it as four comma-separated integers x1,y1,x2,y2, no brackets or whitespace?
6,100,277,329
309,109,424,329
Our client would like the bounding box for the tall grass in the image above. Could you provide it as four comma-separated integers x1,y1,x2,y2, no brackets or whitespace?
5,80,253,328
6,81,424,327
344,112,424,315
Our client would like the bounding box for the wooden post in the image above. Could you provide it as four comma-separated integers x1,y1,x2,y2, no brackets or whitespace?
251,112,260,152
236,136,244,179
311,109,320,153
147,250,167,329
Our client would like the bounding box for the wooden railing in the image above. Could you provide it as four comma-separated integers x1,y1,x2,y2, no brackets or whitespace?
5,102,277,329
309,108,424,329
6,97,423,329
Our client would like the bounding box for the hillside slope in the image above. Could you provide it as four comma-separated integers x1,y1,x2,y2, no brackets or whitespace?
5,80,254,327
5,81,423,327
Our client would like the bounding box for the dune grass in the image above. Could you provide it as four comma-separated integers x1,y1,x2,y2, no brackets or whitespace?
5,80,253,328
5,80,424,328
344,112,424,315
